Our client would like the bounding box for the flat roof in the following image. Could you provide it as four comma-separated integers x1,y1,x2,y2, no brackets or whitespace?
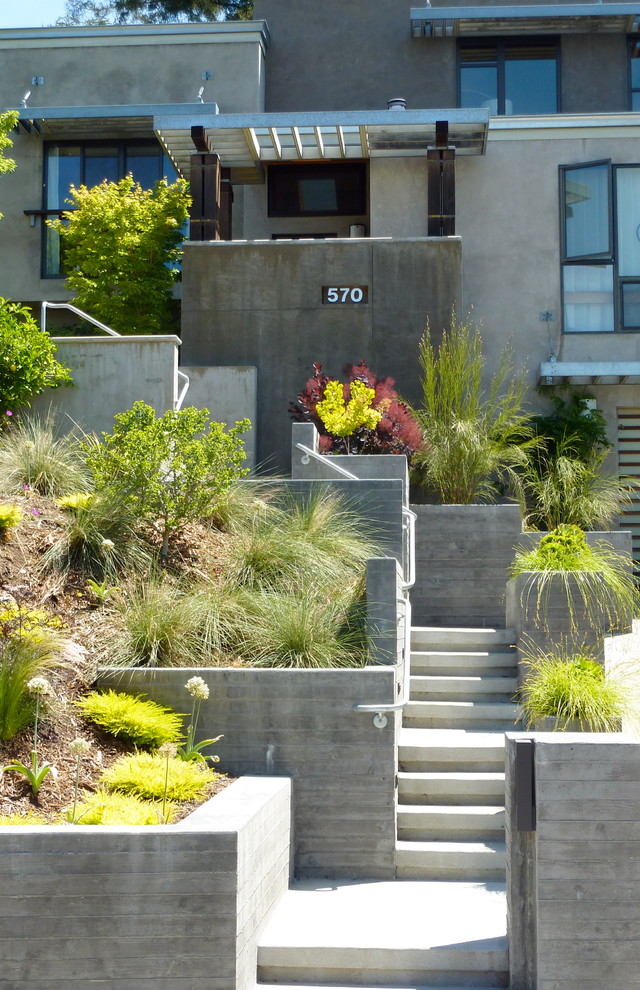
411,3,640,37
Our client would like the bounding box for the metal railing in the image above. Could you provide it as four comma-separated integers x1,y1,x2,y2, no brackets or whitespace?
40,301,190,410
294,441,416,726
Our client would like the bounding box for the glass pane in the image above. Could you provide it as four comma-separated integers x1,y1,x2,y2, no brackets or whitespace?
44,226,61,277
126,144,162,188
631,57,640,89
622,283,640,328
46,145,81,209
564,163,610,259
84,145,119,187
162,154,178,183
460,64,498,111
504,58,557,115
633,91,640,112
617,168,640,276
563,265,614,333
299,178,338,212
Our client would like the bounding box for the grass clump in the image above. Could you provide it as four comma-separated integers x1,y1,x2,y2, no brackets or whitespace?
519,648,626,731
75,690,184,748
68,788,174,825
0,413,87,496
0,618,68,742
0,504,22,538
102,751,218,802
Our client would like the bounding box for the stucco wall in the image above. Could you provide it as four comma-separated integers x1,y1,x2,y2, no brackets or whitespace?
180,364,258,469
0,776,291,990
180,236,462,469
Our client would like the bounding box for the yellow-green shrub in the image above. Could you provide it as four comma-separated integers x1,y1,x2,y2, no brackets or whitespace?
102,751,218,802
56,492,94,513
0,504,21,537
68,788,175,825
75,690,184,748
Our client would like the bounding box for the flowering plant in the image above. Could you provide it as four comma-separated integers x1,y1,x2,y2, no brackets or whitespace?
290,361,423,457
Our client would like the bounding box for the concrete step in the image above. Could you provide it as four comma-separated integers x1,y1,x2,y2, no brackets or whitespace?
398,771,505,806
411,627,515,651
411,651,516,677
397,804,505,841
398,728,505,773
410,675,518,702
396,840,506,881
257,879,508,989
404,700,519,730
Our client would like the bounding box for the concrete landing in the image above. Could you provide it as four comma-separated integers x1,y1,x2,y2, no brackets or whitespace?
257,878,507,988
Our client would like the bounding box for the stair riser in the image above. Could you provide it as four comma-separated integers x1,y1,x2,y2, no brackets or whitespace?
258,960,508,989
400,761,504,773
404,717,516,731
410,692,516,704
399,788,505,806
411,628,515,649
395,866,507,882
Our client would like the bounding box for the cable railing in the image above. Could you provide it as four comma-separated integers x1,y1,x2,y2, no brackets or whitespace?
40,301,190,410
294,441,416,726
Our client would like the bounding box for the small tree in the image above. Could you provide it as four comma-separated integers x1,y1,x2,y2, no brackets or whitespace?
84,401,250,558
0,110,18,222
0,299,72,416
48,176,190,336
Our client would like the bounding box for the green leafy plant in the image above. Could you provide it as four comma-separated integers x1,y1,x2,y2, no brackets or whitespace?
178,676,222,763
67,737,92,824
83,401,250,558
511,524,638,632
2,677,57,795
75,689,184,748
518,647,626,731
0,301,72,416
86,577,119,605
0,413,87,496
102,751,217,802
0,504,22,538
67,788,174,825
410,313,534,503
48,175,190,336
532,391,610,461
0,109,17,221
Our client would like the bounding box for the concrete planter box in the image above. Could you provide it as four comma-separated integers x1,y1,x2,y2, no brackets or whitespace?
0,775,292,990
96,663,400,880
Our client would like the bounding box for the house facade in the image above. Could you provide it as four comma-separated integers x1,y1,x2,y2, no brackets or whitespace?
3,2,640,501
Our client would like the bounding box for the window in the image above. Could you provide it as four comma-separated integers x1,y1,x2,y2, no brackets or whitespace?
43,140,178,277
268,162,367,218
630,38,640,110
561,160,640,332
459,39,558,115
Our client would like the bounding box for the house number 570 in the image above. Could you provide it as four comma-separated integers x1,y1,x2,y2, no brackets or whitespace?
322,286,368,304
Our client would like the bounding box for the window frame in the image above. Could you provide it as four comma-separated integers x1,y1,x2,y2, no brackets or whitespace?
267,161,368,219
457,36,561,116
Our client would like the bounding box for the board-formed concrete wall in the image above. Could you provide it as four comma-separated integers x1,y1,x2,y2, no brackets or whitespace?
0,776,291,990
97,665,399,879
506,734,640,990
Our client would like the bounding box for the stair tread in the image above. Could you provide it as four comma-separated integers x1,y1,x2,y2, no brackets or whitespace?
400,771,504,781
256,985,505,990
398,804,504,815
397,839,505,853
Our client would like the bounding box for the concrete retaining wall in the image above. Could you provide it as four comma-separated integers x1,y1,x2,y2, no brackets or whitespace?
410,503,523,627
0,775,291,990
506,734,640,990
97,665,399,879
180,364,258,468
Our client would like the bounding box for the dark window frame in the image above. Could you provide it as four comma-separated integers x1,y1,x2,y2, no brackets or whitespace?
267,161,368,219
458,36,561,116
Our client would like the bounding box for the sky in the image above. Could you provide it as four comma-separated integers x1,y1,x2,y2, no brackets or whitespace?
0,1,71,29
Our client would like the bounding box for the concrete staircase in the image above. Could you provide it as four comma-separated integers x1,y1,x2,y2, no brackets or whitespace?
397,627,518,883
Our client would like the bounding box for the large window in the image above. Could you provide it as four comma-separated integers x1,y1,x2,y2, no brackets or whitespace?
561,160,640,332
43,140,177,277
268,162,367,218
630,39,640,110
459,39,558,115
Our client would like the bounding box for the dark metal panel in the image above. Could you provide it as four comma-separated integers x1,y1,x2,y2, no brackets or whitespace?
515,737,536,832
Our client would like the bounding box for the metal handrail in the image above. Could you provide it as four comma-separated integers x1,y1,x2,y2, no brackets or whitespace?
293,441,417,726
41,301,190,410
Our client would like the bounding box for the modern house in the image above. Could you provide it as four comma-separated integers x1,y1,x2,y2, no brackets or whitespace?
3,1,640,512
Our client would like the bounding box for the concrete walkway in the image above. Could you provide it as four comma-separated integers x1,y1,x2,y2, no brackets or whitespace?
256,877,508,988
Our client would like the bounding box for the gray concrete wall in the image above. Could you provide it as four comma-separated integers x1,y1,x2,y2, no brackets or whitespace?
181,237,462,470
96,666,399,879
0,775,291,990
411,503,523,628
181,365,258,469
30,335,180,435
506,733,640,990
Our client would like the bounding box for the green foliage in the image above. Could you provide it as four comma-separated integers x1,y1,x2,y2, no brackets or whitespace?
40,490,151,580
0,302,73,415
0,110,17,222
0,414,87,496
0,626,67,742
84,401,249,558
511,525,638,633
49,176,190,336
56,492,94,513
102,751,217,801
532,392,610,461
410,314,534,503
519,648,626,731
0,809,48,825
0,504,21,537
58,0,253,22
68,788,174,825
75,690,184,748
3,749,56,796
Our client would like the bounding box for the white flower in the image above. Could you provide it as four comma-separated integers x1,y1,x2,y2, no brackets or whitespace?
26,677,52,697
185,676,209,701
69,737,91,757
158,742,177,760
101,539,115,549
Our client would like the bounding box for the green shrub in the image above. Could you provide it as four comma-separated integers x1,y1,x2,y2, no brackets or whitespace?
0,414,87,496
0,810,49,825
102,751,217,802
0,634,66,742
0,299,72,414
56,492,94,513
0,504,21,537
68,788,174,825
519,648,626,731
75,690,184,748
